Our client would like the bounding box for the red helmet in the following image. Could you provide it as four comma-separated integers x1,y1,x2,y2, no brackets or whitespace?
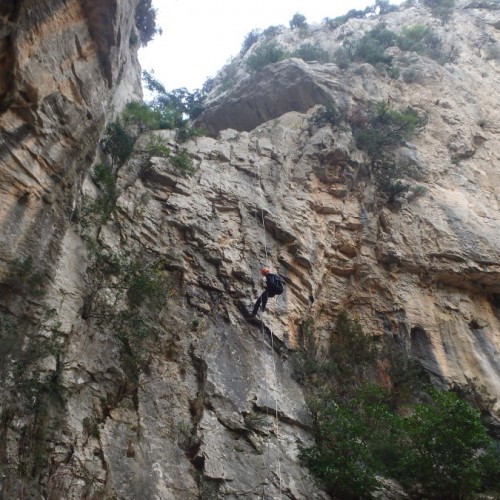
260,267,270,275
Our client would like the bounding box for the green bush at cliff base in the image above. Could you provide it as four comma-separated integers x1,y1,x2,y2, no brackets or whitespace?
297,312,500,499
398,389,500,498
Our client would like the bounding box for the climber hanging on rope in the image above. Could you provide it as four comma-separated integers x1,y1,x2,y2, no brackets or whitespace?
250,267,285,317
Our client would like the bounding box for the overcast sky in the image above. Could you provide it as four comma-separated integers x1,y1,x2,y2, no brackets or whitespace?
138,0,403,92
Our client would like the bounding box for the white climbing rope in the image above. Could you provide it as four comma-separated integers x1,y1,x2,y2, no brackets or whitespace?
256,158,283,498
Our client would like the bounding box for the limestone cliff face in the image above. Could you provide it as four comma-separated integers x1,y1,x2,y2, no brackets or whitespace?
1,1,500,499
0,0,141,269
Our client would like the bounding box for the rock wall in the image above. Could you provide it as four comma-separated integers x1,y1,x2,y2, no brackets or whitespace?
0,0,141,269
1,0,500,498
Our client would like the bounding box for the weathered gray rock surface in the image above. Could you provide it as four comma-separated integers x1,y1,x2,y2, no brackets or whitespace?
1,0,500,498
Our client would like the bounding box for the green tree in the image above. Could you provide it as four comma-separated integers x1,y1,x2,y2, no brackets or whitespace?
324,8,372,31
292,43,330,63
423,0,455,22
399,389,500,499
353,25,397,66
134,0,161,46
311,100,344,128
290,13,307,30
245,41,287,73
241,29,261,55
375,0,398,14
353,102,427,202
300,395,381,499
397,25,441,59
101,123,134,167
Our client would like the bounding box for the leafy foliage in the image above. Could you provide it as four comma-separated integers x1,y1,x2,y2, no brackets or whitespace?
245,41,288,73
0,257,45,297
124,71,207,140
397,25,440,54
122,101,167,131
291,43,330,63
134,0,161,46
297,313,500,499
328,311,377,386
101,123,134,167
143,71,205,121
300,394,383,499
79,163,120,228
354,24,397,65
353,101,427,202
311,100,345,128
323,7,373,31
84,246,173,379
375,0,399,14
262,25,282,38
170,149,195,176
398,389,500,498
423,0,455,22
241,29,261,55
146,135,171,157
396,24,449,63
355,102,427,155
289,13,307,30
334,44,354,69
143,72,205,121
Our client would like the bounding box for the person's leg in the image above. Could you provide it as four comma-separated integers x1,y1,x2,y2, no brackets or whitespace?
252,293,263,316
260,291,268,312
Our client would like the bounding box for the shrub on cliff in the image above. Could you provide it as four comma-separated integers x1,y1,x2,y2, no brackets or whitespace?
245,41,288,72
289,13,307,30
123,72,206,140
142,71,205,121
397,25,440,54
423,0,455,22
311,100,345,128
353,102,427,202
292,43,330,63
122,101,166,130
101,123,134,167
134,0,161,46
170,149,195,176
323,7,372,31
354,102,427,157
354,25,397,66
241,29,261,55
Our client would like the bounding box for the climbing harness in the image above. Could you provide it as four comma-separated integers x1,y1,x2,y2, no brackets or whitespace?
256,160,283,498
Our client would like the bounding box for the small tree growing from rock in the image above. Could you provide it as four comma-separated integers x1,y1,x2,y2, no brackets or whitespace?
290,13,307,30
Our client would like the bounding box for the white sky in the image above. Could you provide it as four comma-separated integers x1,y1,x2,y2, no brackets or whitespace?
138,0,403,92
